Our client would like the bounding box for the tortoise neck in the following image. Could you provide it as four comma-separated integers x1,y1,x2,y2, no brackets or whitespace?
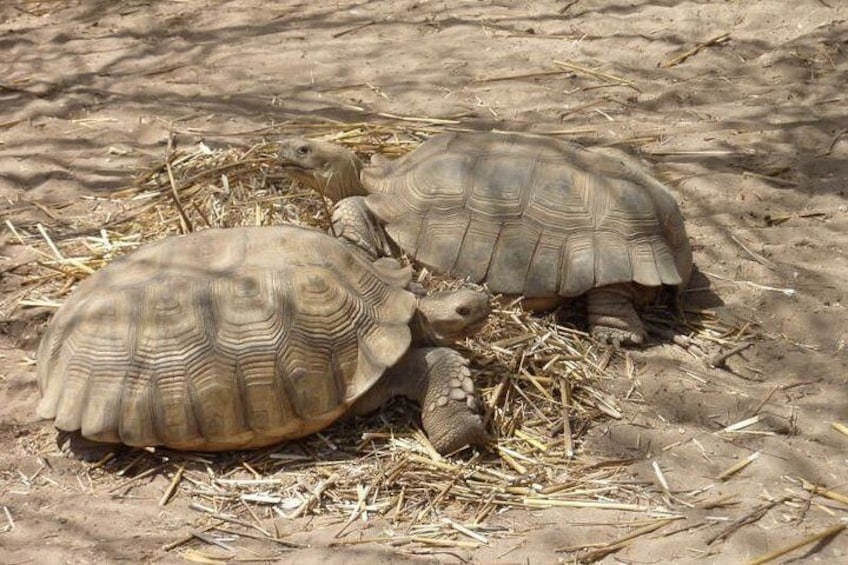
409,301,444,347
323,153,366,202
409,309,434,347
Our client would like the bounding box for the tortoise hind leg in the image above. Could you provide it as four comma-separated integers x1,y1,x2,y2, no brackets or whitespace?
586,285,647,346
352,348,488,454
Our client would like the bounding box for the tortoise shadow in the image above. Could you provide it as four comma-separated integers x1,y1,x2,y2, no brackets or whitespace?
58,395,477,482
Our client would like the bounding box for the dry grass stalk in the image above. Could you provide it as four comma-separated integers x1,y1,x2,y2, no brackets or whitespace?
556,517,680,560
552,60,638,88
7,121,755,555
797,478,848,507
660,32,731,68
287,473,340,519
162,523,220,552
1,506,14,533
159,464,186,506
720,415,762,433
743,523,846,565
709,341,754,368
716,452,760,481
443,517,489,544
832,422,848,438
705,496,790,546
651,461,672,502
191,530,237,552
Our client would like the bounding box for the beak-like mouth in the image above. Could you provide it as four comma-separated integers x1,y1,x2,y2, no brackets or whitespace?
462,316,489,338
279,163,307,176
442,313,490,344
432,324,486,346
276,151,320,183
276,162,311,184
276,153,305,170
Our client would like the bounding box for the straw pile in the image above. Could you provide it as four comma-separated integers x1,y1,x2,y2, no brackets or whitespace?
5,122,756,561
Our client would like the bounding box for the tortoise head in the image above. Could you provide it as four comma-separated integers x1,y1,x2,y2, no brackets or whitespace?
277,137,366,202
414,288,490,346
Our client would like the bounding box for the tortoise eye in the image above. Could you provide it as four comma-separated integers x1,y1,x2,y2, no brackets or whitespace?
455,306,471,317
296,145,311,156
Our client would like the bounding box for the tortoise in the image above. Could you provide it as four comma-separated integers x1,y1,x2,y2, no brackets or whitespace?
278,131,693,345
36,225,490,456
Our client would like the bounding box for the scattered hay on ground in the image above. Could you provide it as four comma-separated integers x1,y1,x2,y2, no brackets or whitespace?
4,122,759,561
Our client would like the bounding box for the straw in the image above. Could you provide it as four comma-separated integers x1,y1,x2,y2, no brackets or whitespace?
8,121,758,557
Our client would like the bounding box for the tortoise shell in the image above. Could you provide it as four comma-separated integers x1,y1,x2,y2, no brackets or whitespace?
36,225,416,451
360,132,692,298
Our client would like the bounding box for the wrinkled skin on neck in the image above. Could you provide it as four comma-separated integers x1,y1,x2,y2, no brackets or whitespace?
411,289,490,346
277,137,367,202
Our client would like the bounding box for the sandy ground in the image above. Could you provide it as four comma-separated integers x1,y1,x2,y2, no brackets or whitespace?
1,1,847,563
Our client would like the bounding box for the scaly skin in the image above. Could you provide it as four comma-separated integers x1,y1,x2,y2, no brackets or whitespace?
586,285,647,346
352,348,487,455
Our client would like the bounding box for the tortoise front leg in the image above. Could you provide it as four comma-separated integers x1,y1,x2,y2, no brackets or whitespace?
352,347,488,454
586,285,647,346
330,196,391,259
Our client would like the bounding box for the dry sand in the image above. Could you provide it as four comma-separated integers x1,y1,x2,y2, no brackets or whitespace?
1,1,847,563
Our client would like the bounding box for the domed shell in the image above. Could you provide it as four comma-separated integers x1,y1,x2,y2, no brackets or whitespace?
36,225,416,451
360,132,692,298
